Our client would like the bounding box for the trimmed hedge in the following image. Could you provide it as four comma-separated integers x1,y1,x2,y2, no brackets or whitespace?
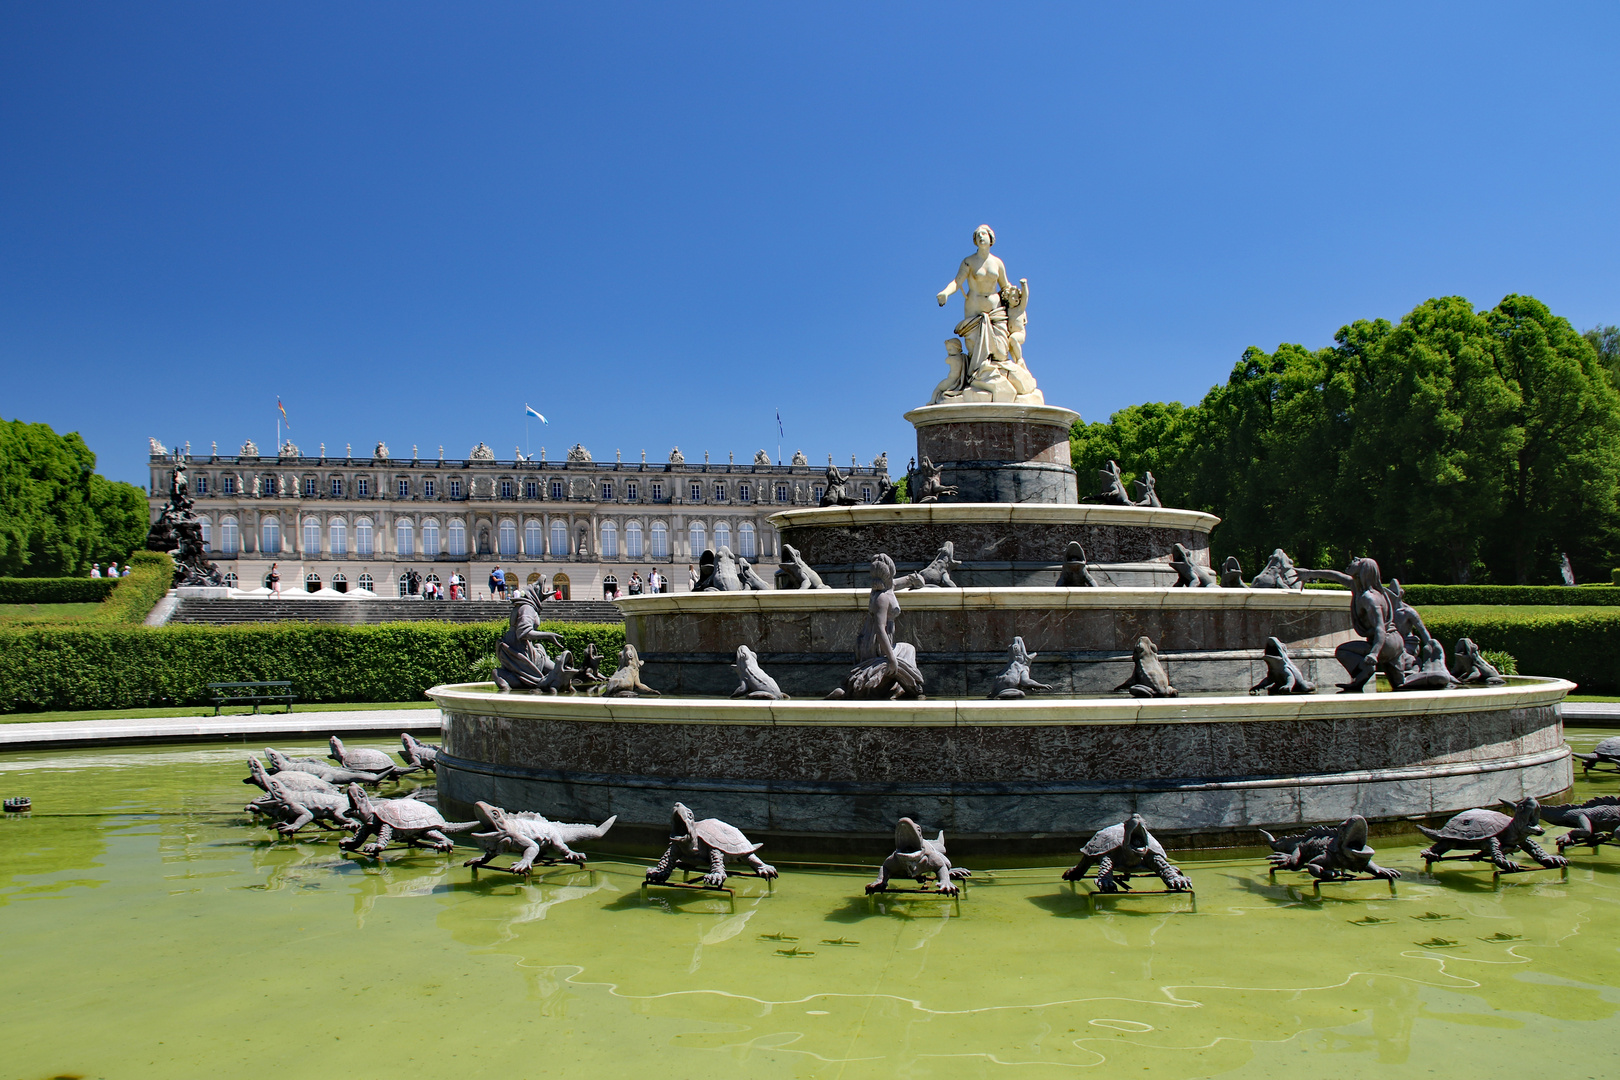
0,577,118,604
1420,608,1619,693
96,550,174,624
1399,584,1620,606
0,619,625,713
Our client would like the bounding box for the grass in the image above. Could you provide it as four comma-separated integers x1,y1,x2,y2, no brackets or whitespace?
0,602,104,625
0,700,439,724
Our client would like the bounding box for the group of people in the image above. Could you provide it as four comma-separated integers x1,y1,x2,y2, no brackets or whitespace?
89,562,131,579
617,568,663,599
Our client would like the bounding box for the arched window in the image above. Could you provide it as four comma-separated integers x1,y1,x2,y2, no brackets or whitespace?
305,572,321,593
498,519,517,557
739,521,756,559
331,572,347,594
261,517,281,554
626,521,643,559
525,519,542,555
551,520,568,556
651,520,668,558
396,519,414,557
356,518,374,557
713,521,731,553
689,522,706,556
329,518,347,556
223,572,238,588
398,573,411,597
303,518,320,555
357,572,374,593
200,518,212,552
220,517,240,555
421,519,439,556
447,518,466,557
601,521,618,558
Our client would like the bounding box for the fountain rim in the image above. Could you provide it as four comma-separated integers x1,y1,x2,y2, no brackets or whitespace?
611,584,1346,614
902,402,1083,428
428,675,1574,728
766,501,1221,531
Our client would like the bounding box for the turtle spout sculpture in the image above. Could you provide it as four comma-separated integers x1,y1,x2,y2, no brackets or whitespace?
1574,736,1620,775
1260,815,1400,880
1250,637,1315,696
1062,814,1191,893
1540,797,1620,852
465,802,618,874
866,817,971,895
1417,796,1568,872
340,785,479,857
399,733,440,772
264,747,383,786
731,645,788,700
261,776,360,836
989,637,1052,699
328,736,418,782
1114,636,1177,698
1449,638,1507,686
644,803,777,888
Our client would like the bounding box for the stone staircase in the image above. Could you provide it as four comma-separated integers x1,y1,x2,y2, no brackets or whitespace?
169,597,624,626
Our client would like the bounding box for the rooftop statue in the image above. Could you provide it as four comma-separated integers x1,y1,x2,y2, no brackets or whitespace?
931,224,1044,405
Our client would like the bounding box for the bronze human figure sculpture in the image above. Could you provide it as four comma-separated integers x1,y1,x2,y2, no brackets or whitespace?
494,584,566,691
826,553,925,700
1298,558,1413,693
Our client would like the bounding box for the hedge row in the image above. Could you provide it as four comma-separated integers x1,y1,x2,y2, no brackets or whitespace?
0,620,626,713
0,576,119,604
1399,584,1620,606
1419,608,1619,693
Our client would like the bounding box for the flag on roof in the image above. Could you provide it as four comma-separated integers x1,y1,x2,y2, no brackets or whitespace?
525,405,548,423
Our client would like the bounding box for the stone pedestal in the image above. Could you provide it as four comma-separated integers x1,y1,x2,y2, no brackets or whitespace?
904,403,1081,504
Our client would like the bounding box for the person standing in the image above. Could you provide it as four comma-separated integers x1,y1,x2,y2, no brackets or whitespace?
489,565,503,601
649,567,663,594
90,563,102,578
106,562,118,578
121,564,131,577
268,562,281,596
687,564,698,591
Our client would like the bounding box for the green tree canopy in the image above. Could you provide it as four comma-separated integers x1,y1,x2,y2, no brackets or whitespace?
0,419,150,576
1071,295,1620,584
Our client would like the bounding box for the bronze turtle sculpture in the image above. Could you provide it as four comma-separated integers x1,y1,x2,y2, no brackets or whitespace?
261,776,360,836
1063,813,1191,892
1417,796,1567,872
328,736,418,782
644,802,777,888
265,747,383,786
1261,815,1399,880
1573,736,1620,776
866,817,970,895
243,756,336,817
340,784,479,857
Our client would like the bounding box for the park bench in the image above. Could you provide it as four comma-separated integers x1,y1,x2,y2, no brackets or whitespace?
206,680,296,715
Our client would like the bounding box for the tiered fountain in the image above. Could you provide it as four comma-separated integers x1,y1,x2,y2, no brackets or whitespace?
430,227,1573,854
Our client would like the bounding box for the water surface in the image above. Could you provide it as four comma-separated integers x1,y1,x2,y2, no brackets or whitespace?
2,733,1617,1079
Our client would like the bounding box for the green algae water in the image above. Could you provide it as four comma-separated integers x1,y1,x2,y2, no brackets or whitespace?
3,734,1619,1080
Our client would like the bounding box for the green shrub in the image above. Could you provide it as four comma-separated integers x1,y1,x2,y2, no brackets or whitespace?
93,550,173,625
1420,608,1618,692
1397,584,1620,606
0,577,118,604
0,620,625,712
1481,650,1518,676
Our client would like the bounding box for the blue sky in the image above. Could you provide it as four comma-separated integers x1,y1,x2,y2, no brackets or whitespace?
3,4,1617,488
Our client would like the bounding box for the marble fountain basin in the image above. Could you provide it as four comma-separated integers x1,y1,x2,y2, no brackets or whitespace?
769,502,1221,587
618,585,1357,699
429,676,1575,857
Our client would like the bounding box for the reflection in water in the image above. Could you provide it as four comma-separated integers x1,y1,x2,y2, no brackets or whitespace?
0,735,1618,1078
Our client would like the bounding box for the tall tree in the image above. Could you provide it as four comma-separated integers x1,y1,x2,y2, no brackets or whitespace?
0,419,149,576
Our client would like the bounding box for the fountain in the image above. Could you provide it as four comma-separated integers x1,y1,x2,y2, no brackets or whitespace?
428,227,1573,854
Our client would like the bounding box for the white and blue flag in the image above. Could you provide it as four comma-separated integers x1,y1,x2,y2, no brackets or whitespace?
525,405,548,424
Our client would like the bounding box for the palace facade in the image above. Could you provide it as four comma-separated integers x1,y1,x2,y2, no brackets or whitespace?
146,438,889,599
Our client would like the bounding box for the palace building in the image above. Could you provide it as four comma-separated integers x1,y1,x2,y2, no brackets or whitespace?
146,438,889,599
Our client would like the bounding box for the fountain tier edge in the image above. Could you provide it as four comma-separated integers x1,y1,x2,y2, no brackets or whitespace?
428,677,1574,856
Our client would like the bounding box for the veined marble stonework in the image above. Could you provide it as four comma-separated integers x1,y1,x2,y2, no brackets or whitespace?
430,679,1574,854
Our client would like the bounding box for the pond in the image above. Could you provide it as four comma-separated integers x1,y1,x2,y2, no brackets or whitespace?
2,732,1617,1079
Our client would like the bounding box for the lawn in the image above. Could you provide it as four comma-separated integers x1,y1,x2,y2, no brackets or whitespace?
0,602,104,625
0,700,439,724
